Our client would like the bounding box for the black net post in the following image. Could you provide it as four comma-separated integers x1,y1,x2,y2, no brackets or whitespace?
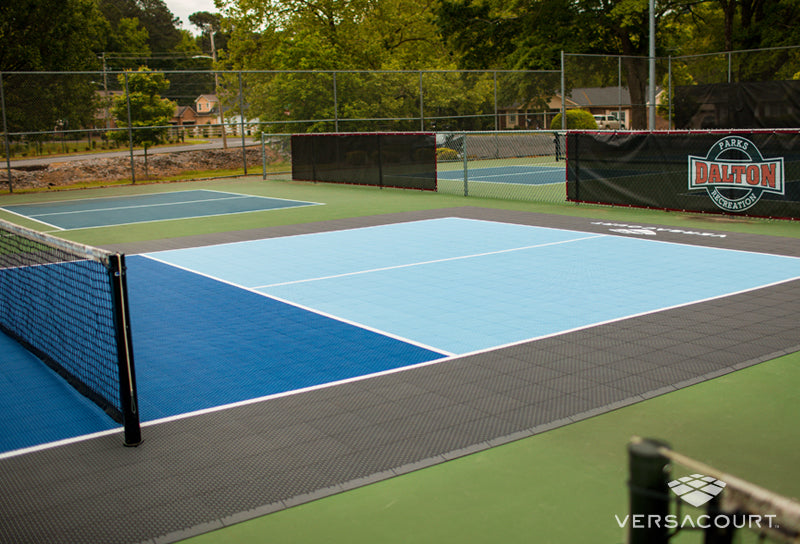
108,253,141,447
703,496,737,544
628,438,671,544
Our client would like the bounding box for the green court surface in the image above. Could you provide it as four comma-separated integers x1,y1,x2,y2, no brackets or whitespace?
2,176,799,245
181,351,800,544
1,175,799,543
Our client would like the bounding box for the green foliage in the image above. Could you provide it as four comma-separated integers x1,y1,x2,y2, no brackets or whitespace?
97,0,181,56
437,147,459,161
220,0,462,132
111,68,176,148
104,17,151,67
549,109,596,130
0,0,106,73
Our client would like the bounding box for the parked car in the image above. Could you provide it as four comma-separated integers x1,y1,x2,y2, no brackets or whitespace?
593,114,625,129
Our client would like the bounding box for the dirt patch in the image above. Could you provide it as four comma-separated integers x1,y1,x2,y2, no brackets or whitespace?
1,147,286,190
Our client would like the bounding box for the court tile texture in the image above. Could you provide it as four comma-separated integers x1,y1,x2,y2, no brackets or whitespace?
2,207,800,544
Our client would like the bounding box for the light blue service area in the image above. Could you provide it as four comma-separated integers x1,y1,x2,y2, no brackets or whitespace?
147,218,800,355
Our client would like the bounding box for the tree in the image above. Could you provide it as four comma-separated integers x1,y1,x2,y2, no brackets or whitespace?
0,0,108,133
111,68,176,177
549,109,597,129
434,0,704,129
217,0,461,132
97,0,182,66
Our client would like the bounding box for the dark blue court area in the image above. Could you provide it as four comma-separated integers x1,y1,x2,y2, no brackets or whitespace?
126,256,445,422
0,190,320,229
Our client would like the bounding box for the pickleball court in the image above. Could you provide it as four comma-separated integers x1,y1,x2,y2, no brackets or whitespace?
4,214,800,454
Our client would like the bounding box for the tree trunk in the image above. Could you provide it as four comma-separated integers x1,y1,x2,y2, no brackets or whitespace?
718,0,735,52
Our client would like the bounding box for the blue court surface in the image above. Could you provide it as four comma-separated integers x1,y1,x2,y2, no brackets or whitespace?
438,165,564,185
4,217,800,454
0,190,320,229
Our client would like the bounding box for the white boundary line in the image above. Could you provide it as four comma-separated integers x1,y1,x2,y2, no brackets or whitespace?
43,202,324,232
3,189,324,232
5,217,800,459
0,427,123,460
143,216,461,255
26,194,258,218
7,273,799,461
0,206,65,230
140,254,453,357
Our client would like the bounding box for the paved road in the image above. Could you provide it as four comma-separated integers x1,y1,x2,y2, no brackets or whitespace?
6,139,233,168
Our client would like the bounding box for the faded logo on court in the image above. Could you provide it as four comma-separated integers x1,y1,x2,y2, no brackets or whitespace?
688,136,785,212
668,473,726,507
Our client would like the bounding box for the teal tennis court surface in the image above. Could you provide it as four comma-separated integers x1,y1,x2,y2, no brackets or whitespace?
4,216,800,454
0,190,320,229
437,165,564,185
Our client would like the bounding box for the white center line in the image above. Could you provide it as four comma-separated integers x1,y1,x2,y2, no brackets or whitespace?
255,234,605,289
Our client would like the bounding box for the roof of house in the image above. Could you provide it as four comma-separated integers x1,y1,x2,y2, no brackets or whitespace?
568,86,632,106
174,105,197,117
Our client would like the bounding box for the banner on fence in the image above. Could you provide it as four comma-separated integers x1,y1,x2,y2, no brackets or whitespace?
566,131,800,219
291,133,437,191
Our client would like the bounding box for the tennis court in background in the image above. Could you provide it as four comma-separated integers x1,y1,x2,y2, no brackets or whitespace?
4,216,800,454
437,164,564,185
0,189,321,229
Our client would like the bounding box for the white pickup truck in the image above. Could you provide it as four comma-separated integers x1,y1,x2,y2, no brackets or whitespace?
593,114,625,130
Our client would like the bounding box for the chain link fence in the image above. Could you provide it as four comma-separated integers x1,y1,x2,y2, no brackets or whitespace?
2,45,799,197
435,131,565,203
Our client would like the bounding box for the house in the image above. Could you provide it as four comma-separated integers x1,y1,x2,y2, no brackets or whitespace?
93,89,124,130
171,105,198,127
498,86,668,130
499,95,576,130
194,94,220,125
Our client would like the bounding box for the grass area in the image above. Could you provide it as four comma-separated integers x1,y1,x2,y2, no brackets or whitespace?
182,352,800,544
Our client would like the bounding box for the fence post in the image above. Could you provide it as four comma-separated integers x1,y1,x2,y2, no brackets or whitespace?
668,56,673,130
261,132,266,180
333,71,339,133
419,71,424,132
493,71,498,131
237,71,247,175
462,132,468,197
628,438,671,544
560,51,566,130
123,71,136,184
618,56,623,125
0,72,12,193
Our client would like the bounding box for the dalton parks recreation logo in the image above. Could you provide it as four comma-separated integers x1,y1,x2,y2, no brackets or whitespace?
688,135,785,212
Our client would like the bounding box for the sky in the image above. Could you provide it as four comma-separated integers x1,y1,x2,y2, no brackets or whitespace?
166,0,219,33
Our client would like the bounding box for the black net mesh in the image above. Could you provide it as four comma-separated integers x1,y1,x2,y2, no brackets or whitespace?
0,220,126,423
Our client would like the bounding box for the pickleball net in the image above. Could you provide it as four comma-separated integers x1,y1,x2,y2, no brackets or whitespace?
0,219,141,446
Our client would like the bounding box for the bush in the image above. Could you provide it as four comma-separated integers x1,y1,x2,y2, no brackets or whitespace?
437,147,459,161
549,109,597,130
